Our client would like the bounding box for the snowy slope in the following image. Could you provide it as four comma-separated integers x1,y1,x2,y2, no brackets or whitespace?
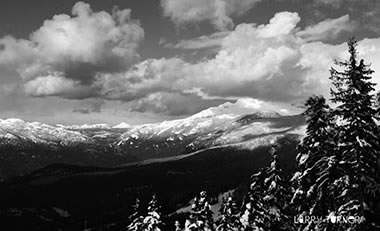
0,98,305,180
62,123,112,130
118,98,282,144
0,119,134,181
0,98,286,149
0,118,93,147
115,99,303,160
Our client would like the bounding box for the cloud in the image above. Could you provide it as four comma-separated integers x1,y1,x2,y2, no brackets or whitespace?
309,0,380,35
131,92,228,116
313,0,344,8
297,15,355,42
160,0,262,30
99,11,380,115
162,31,229,50
30,2,143,66
2,3,379,117
93,57,196,103
24,73,85,97
73,98,105,114
362,3,380,34
0,1,144,97
312,0,368,8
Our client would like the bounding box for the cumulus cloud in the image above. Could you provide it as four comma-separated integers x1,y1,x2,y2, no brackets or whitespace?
160,0,262,30
2,3,379,117
98,11,380,116
24,73,100,100
30,2,143,66
94,58,189,101
0,1,144,97
297,15,355,41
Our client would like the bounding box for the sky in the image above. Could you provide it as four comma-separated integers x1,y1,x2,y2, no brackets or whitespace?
0,0,380,125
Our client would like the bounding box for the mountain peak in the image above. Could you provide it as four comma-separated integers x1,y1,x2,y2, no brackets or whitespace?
1,118,26,124
63,123,112,130
113,122,132,129
191,98,281,119
234,98,263,109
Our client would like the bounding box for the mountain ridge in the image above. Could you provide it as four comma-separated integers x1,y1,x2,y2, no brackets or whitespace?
0,99,304,181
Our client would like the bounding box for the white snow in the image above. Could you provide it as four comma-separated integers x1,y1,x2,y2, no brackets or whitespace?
65,123,112,130
0,118,93,145
112,122,132,129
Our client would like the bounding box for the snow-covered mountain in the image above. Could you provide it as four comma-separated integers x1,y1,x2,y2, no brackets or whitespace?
190,98,282,119
0,118,93,147
112,122,132,129
0,99,305,180
0,119,134,181
115,98,303,160
119,98,282,142
61,123,113,130
0,99,306,229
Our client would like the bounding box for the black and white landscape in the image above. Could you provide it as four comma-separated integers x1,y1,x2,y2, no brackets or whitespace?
0,1,380,230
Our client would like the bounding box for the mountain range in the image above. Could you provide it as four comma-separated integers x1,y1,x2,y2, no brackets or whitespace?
0,98,306,230
0,98,304,181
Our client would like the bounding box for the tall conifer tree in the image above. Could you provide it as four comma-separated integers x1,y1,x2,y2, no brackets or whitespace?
142,194,163,231
329,38,380,230
185,191,214,231
241,169,266,230
291,96,340,230
216,196,242,231
263,147,293,230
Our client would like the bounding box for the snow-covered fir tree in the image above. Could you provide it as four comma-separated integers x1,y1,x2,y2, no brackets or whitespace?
141,194,163,231
127,195,163,231
175,220,183,231
242,146,294,230
127,198,145,231
262,146,294,230
185,191,214,231
291,96,341,230
241,168,267,230
329,38,380,230
216,196,242,231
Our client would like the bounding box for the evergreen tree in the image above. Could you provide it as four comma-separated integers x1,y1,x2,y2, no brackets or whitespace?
329,38,380,230
291,96,340,230
216,196,242,231
241,169,266,230
242,146,294,230
175,220,183,231
262,146,294,230
375,91,380,119
142,194,163,231
185,191,214,231
127,198,145,231
127,195,163,231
